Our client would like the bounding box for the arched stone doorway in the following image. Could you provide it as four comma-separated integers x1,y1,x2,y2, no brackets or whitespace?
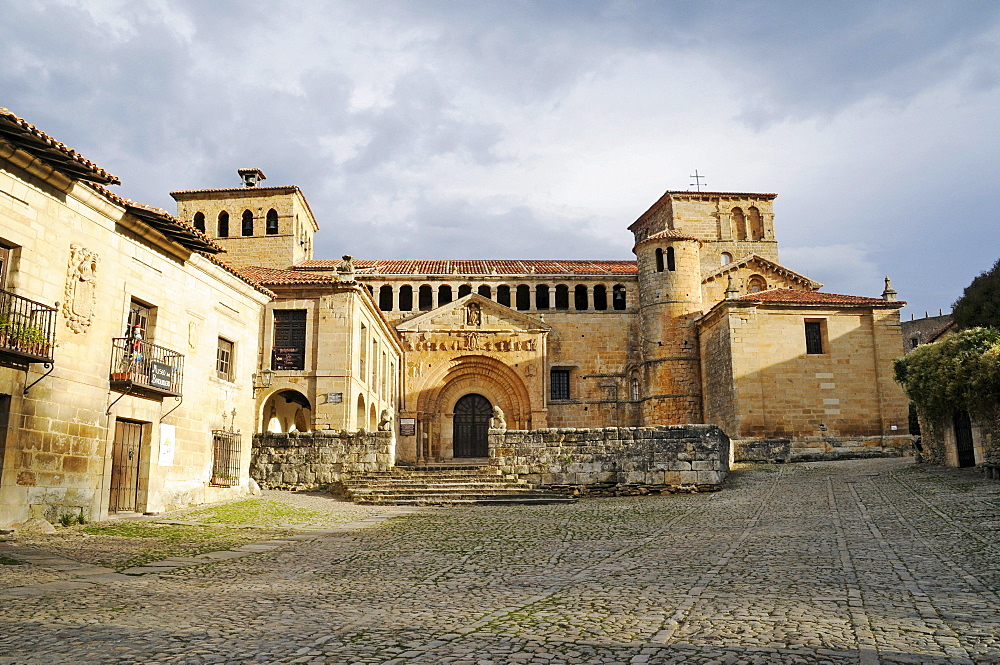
412,355,535,461
453,394,492,458
263,390,312,433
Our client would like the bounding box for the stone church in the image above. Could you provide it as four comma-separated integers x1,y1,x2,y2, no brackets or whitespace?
174,172,911,464
0,107,910,526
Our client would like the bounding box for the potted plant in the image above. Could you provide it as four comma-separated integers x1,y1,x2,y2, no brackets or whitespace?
0,314,10,347
11,323,48,355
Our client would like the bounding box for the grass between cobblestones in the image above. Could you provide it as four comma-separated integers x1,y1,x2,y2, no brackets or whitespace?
3,494,390,572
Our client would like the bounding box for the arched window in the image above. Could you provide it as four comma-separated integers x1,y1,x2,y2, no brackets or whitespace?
378,285,393,311
748,206,764,240
398,285,413,311
419,285,433,311
497,285,511,307
721,252,733,265
266,208,278,235
748,275,767,293
217,211,229,237
193,211,205,233
732,207,746,241
655,248,664,272
478,285,492,299
535,284,550,310
613,284,627,310
666,247,676,271
554,284,569,310
516,285,530,311
631,376,641,401
574,285,588,310
241,209,254,236
356,394,366,431
438,285,452,306
594,285,608,311
458,284,472,298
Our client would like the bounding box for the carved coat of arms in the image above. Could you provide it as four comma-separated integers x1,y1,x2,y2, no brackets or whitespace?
63,244,99,333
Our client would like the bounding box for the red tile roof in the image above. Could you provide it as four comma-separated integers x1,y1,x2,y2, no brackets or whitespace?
89,183,225,254
0,108,120,184
199,255,276,298
236,265,336,286
291,259,639,276
701,253,822,289
731,288,903,306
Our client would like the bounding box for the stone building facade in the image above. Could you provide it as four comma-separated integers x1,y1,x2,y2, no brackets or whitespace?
175,181,911,464
0,109,271,526
0,105,913,526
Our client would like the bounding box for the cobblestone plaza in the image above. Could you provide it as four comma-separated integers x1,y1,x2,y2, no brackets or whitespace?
2,458,998,664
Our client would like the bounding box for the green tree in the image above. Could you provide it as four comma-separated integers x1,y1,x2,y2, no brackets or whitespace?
953,258,1000,329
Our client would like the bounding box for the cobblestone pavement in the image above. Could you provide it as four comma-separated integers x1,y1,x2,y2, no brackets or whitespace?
1,458,999,664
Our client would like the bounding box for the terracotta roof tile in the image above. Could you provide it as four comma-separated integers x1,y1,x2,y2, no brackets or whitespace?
731,288,903,306
701,253,822,289
199,255,276,298
0,108,120,184
236,265,335,286
89,183,225,254
636,229,701,244
292,259,639,276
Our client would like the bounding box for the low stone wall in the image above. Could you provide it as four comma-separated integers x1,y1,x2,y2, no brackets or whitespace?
734,436,914,463
250,431,394,490
488,425,729,490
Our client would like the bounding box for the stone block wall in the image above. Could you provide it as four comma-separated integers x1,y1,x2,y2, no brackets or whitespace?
488,425,729,489
250,431,393,490
733,436,912,463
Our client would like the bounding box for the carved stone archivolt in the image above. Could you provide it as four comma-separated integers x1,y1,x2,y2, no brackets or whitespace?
63,244,99,333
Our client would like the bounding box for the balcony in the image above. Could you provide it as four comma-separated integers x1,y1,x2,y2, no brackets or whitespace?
109,337,184,399
0,288,56,369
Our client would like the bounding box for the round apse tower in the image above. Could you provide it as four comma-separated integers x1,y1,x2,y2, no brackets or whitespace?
633,228,704,425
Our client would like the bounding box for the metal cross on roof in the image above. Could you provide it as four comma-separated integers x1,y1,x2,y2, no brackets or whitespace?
689,169,706,192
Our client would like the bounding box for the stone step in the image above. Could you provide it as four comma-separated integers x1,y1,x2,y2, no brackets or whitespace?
337,465,576,506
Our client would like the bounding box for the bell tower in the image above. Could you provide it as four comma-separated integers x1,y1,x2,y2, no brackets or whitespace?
634,228,704,425
171,169,319,270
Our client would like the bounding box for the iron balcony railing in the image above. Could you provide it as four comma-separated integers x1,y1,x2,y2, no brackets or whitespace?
0,288,57,364
109,337,184,398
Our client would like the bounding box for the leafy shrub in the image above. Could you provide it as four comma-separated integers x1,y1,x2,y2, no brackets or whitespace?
894,327,1000,423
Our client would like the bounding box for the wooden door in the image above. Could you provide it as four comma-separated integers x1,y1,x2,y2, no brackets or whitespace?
110,419,144,513
453,394,492,458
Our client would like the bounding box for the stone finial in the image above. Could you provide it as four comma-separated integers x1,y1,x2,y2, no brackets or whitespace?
490,406,507,431
337,254,356,281
725,274,739,299
882,276,897,302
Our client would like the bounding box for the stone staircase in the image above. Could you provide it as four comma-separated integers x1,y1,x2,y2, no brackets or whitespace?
334,464,576,506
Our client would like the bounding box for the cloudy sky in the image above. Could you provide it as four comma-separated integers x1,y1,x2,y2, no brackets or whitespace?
3,1,998,318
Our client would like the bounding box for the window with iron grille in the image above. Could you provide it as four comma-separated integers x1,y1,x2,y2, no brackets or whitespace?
551,369,570,400
805,320,825,355
217,337,234,381
211,429,241,486
272,310,306,370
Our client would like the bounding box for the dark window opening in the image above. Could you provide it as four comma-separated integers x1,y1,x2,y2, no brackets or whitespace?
516,285,530,311
550,369,570,400
419,285,433,311
128,300,152,339
594,285,608,311
555,284,569,310
217,211,229,238
497,285,511,307
574,285,588,310
478,285,492,299
379,285,393,311
612,285,626,310
666,247,676,271
438,285,452,306
241,209,254,236
266,208,279,235
910,337,919,349
272,309,306,370
805,321,824,355
399,285,413,311
458,284,472,298
193,212,206,233
535,284,550,310
655,248,664,272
